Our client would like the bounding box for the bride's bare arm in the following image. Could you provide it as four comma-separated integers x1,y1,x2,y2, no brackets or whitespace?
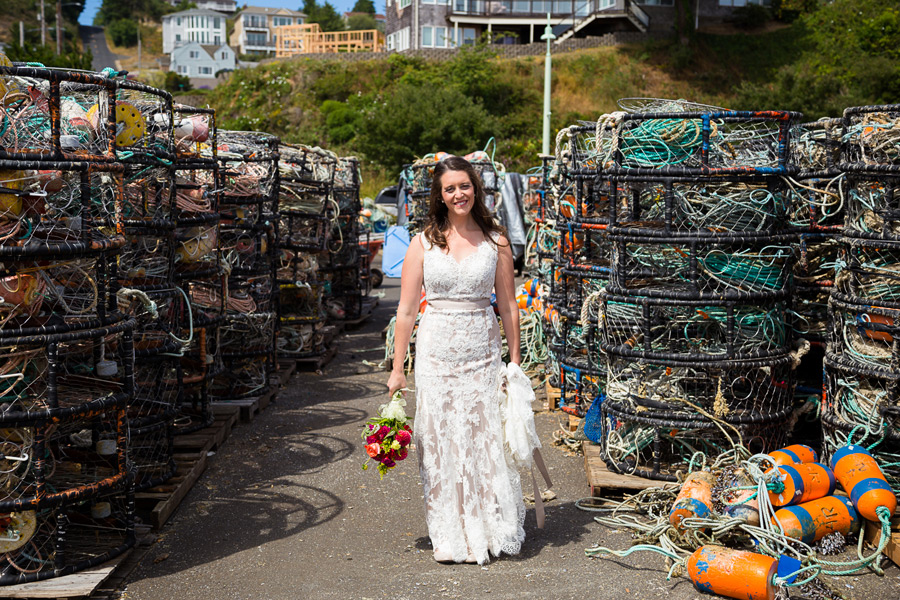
388,235,425,394
493,235,521,365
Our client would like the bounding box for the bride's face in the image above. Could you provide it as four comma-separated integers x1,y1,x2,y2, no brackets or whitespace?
440,170,475,217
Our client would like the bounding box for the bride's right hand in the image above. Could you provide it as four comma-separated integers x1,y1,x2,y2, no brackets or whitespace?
387,371,408,396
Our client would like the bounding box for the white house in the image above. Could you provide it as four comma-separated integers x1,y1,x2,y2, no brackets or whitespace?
170,42,236,86
162,9,229,54
167,0,237,14
230,6,306,57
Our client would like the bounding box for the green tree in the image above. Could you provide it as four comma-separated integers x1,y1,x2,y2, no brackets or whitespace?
164,71,193,92
95,0,172,26
358,82,492,171
108,19,139,47
4,42,93,70
347,13,377,31
303,0,346,32
351,0,376,14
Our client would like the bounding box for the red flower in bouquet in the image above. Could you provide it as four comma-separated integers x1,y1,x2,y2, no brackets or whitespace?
361,391,412,479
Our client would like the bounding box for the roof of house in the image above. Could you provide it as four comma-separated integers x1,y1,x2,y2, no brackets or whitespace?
164,8,230,19
238,6,306,17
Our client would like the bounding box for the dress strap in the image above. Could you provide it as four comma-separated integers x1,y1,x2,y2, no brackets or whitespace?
418,232,433,251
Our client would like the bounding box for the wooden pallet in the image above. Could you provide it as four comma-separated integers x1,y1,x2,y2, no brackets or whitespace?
135,407,238,530
583,441,675,497
338,296,379,329
210,382,279,423
0,550,133,599
864,513,900,567
294,344,337,372
543,382,560,412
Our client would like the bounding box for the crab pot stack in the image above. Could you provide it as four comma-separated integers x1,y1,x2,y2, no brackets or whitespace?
318,157,366,321
543,124,612,418
276,144,334,358
594,106,800,480
170,105,223,433
0,65,137,583
209,131,280,403
522,155,557,287
401,151,503,236
824,104,900,490
114,80,182,490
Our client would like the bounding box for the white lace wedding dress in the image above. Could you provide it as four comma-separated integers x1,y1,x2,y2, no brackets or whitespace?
413,232,526,565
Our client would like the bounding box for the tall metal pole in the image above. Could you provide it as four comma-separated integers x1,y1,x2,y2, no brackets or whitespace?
56,0,63,55
40,0,47,47
138,26,142,75
540,13,556,157
20,21,25,47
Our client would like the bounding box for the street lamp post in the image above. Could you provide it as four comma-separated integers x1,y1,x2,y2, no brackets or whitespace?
540,13,555,157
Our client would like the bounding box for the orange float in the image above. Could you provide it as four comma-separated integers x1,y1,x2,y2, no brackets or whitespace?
687,545,776,600
768,462,835,508
768,444,817,466
669,471,716,531
774,495,860,544
830,444,898,521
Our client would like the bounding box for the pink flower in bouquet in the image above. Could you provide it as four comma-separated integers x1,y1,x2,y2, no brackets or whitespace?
397,448,408,461
377,425,391,439
366,434,378,444
365,443,381,458
395,430,411,446
381,458,396,468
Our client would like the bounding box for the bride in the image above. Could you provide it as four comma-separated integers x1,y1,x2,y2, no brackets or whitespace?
387,155,525,565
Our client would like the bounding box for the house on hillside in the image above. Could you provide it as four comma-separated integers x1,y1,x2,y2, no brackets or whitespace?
275,22,385,57
231,6,307,57
170,42,236,87
384,0,771,51
166,0,237,14
162,8,229,54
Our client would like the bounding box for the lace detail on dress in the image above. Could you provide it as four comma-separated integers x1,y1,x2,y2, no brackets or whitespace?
413,232,525,565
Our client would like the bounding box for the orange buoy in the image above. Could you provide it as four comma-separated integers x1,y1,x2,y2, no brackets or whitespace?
670,471,716,531
687,545,776,600
724,468,760,526
830,445,898,521
769,444,818,466
774,495,860,545
768,462,835,508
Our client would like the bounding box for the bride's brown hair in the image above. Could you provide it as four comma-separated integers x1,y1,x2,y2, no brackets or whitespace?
422,156,506,250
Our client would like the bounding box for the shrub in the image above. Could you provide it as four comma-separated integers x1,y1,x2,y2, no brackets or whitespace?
731,4,770,30
108,19,139,47
164,71,193,93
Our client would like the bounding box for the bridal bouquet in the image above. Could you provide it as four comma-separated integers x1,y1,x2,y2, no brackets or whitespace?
361,391,412,479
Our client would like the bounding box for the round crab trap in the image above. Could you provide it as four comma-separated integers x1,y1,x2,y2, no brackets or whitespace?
0,65,118,162
0,161,126,256
841,104,900,170
599,109,800,175
843,170,900,240
607,175,793,238
835,235,900,303
598,354,794,481
599,291,793,363
113,79,174,162
822,354,900,491
607,232,796,299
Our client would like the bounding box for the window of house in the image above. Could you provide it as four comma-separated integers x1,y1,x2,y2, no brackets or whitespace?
273,16,292,26
421,26,433,47
175,34,182,42
176,17,182,26
394,27,410,51
247,32,268,46
640,0,674,5
214,35,221,44
399,0,411,9
221,51,228,59
177,65,188,74
199,66,213,75
214,17,221,28
456,27,476,46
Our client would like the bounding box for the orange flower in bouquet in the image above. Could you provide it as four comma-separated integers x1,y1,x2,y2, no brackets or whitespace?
362,391,412,479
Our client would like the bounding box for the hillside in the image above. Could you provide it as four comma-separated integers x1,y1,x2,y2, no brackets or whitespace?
200,0,899,195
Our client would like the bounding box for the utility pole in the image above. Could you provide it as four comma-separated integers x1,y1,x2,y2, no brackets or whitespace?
540,13,555,157
40,0,47,47
19,21,24,47
138,26,142,76
56,0,63,55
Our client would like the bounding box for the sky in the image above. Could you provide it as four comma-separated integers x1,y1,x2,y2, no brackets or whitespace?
78,0,385,26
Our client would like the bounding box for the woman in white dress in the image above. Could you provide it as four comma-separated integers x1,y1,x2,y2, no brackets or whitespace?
387,156,525,565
